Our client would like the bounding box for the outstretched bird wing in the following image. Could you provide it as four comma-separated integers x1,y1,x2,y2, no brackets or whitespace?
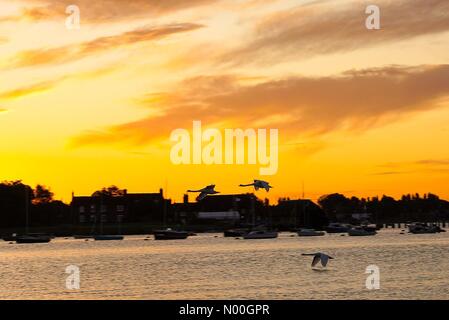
196,192,208,201
240,183,254,187
320,254,329,267
312,255,321,267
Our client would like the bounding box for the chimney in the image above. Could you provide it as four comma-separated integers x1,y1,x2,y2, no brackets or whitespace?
183,194,188,204
159,188,163,197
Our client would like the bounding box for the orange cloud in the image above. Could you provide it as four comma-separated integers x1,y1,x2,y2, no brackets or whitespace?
11,23,203,68
19,0,216,23
373,158,449,175
70,64,449,148
222,0,449,65
379,159,449,169
0,81,57,100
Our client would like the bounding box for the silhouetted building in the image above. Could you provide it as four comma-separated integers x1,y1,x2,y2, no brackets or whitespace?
172,193,263,226
271,199,328,229
71,189,168,224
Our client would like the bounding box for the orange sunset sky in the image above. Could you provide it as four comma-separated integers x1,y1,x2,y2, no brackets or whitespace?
1,0,448,203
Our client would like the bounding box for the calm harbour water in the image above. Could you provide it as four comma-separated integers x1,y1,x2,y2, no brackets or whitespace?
1,229,448,300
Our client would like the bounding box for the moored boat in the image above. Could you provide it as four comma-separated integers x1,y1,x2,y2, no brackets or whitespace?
2,233,18,241
153,228,189,240
243,230,278,239
15,233,52,244
94,235,124,241
297,229,325,237
224,228,249,237
325,223,350,233
74,235,94,239
348,227,376,236
408,223,445,234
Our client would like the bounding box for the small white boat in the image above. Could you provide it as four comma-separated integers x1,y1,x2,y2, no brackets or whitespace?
243,230,278,239
153,228,189,240
297,229,325,237
348,227,376,236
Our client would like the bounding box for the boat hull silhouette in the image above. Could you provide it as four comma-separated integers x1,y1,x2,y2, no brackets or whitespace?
297,229,325,237
153,230,189,240
224,229,249,237
243,230,278,239
347,228,376,236
15,234,52,243
94,235,124,241
325,223,350,233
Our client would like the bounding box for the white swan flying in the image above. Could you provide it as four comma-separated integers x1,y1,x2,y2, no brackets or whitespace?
302,252,334,267
187,184,220,201
239,179,273,192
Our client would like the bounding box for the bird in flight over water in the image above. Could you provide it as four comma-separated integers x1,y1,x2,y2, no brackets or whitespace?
187,184,220,201
239,179,273,192
302,252,334,268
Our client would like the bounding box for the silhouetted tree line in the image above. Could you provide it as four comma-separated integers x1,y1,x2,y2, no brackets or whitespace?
318,193,449,223
92,185,127,197
0,180,70,229
1,180,448,230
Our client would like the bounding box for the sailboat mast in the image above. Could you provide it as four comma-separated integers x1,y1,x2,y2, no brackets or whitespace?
25,186,29,234
163,179,168,227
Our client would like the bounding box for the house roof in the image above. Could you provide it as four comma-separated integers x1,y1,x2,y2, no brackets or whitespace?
71,192,164,205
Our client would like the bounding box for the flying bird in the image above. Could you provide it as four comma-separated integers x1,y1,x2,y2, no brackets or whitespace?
187,184,220,201
302,252,334,268
239,179,272,192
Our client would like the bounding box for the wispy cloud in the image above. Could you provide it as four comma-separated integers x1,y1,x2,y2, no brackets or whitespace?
0,63,120,101
380,159,449,168
12,0,216,23
375,159,449,175
222,0,449,65
10,23,203,68
70,64,449,148
370,171,414,176
0,81,57,100
414,159,449,166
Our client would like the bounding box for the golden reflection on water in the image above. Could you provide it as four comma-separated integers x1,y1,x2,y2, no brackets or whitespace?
1,229,448,299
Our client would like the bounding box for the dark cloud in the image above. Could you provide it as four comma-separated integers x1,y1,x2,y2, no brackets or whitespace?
70,64,449,147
